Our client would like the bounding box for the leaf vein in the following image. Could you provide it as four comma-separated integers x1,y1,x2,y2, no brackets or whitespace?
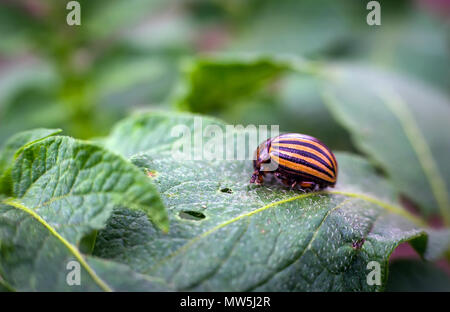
1,199,113,292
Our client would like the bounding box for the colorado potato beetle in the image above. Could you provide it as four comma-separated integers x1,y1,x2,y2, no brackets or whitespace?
250,133,338,191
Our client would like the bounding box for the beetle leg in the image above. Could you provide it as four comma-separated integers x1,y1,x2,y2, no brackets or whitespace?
256,173,264,184
299,181,316,190
280,178,294,188
250,171,257,184
274,173,290,186
250,170,264,185
291,181,297,189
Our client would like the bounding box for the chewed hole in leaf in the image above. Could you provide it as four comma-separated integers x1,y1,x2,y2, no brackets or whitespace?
179,210,206,221
220,187,233,194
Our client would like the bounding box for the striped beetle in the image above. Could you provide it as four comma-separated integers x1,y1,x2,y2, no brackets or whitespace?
250,133,338,191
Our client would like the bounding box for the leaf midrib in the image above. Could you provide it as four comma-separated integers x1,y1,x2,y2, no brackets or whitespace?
381,91,450,225
146,190,425,276
322,84,450,224
243,198,352,291
1,198,113,292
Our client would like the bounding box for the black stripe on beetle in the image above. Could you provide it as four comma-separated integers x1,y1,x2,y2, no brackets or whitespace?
276,146,334,171
250,133,338,191
274,140,336,168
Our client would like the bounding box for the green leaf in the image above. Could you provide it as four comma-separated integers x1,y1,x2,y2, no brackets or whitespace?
0,128,62,196
93,113,445,291
0,203,170,291
322,64,450,223
0,128,62,174
6,135,168,242
424,229,450,261
174,55,288,113
103,110,226,158
171,55,354,152
386,259,450,292
0,133,170,291
218,73,355,151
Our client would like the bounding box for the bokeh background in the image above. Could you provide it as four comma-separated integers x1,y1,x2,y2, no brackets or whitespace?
1,0,448,145
0,0,449,290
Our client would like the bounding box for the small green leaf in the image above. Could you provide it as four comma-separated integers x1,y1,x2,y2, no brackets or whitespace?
94,113,447,291
323,64,450,223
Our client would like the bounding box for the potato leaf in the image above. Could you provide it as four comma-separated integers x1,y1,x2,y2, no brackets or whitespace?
323,64,450,223
0,132,170,291
94,113,447,291
174,55,288,113
6,135,168,241
0,128,62,195
171,55,353,151
0,203,169,291
103,111,225,158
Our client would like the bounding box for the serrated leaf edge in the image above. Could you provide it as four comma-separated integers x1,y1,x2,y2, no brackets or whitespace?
13,135,169,232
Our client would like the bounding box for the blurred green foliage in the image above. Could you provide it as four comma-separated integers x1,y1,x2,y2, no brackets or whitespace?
0,0,450,290
386,259,450,291
0,0,448,145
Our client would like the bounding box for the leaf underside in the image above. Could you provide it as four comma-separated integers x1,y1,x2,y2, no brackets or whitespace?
323,64,450,222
